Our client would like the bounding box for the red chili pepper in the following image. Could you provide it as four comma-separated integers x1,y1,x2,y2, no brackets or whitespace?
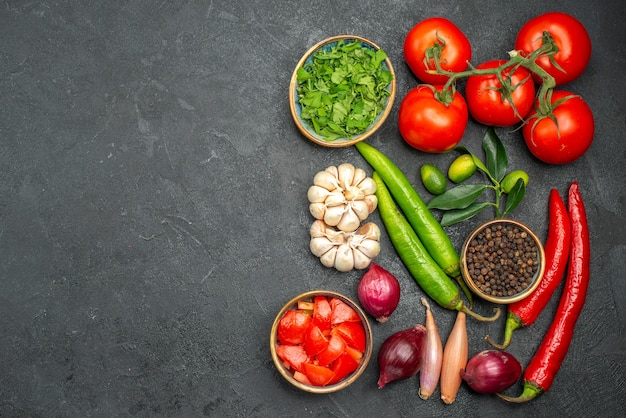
486,189,571,349
499,182,590,403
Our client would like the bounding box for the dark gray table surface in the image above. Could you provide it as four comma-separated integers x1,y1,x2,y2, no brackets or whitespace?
2,1,625,417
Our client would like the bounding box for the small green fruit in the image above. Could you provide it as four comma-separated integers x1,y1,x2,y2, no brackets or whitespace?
501,170,530,193
448,154,477,183
420,164,447,195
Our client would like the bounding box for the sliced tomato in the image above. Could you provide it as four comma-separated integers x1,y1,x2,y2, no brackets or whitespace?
293,370,313,386
303,324,329,357
344,345,363,361
303,362,335,387
277,309,311,345
275,344,309,373
316,334,347,367
312,295,332,333
332,321,366,352
328,353,360,385
329,298,360,325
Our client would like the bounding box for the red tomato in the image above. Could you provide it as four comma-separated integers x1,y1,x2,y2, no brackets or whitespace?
329,298,360,325
515,12,591,86
522,90,594,164
275,344,309,373
332,321,366,352
316,334,347,367
398,85,468,153
303,363,335,387
303,324,329,357
404,17,472,85
277,309,311,345
465,60,536,126
312,295,332,333
328,353,360,385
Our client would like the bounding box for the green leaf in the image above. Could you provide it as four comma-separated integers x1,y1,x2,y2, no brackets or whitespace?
441,202,491,226
427,184,488,210
482,127,508,182
503,179,526,215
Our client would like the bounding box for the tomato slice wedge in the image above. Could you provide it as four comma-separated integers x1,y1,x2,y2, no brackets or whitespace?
331,321,366,352
277,309,312,345
275,344,309,373
293,370,313,386
303,362,335,387
316,333,347,367
328,352,360,385
329,297,360,325
303,324,329,357
312,295,332,333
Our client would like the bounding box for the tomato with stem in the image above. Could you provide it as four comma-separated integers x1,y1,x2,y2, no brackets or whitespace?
398,85,468,153
515,12,591,86
404,17,472,85
465,60,536,127
522,90,594,164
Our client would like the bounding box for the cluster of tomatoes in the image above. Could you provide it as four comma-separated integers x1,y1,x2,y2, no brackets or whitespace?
398,12,594,165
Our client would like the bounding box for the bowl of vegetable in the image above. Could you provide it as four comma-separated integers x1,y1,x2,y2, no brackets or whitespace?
270,290,373,393
460,219,546,304
289,35,396,148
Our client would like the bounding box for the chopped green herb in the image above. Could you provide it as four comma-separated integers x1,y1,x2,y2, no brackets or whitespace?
296,40,393,141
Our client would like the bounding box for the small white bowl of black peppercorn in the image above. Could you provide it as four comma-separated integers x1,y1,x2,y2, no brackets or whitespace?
460,219,546,304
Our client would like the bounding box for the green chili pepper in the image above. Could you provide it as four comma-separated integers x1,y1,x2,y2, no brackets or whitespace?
372,172,500,321
355,141,473,304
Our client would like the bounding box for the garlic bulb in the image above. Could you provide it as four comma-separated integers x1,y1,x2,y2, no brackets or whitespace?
310,219,381,272
308,163,378,232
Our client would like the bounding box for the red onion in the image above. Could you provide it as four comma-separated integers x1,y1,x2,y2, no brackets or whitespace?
461,350,522,394
377,324,426,389
357,262,401,323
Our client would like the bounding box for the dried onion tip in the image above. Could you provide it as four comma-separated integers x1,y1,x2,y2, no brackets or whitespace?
357,262,401,323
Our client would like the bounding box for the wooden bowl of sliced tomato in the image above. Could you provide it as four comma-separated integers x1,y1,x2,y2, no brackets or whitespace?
270,290,373,393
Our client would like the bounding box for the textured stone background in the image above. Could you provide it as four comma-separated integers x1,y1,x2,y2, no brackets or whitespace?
1,0,624,416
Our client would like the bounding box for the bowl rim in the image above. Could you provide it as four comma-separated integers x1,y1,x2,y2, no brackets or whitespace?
460,218,546,304
288,35,396,148
269,289,373,394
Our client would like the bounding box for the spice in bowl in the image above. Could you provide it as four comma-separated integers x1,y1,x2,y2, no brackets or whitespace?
461,219,545,304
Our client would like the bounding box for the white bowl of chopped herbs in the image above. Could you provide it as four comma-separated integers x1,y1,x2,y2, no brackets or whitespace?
289,35,396,147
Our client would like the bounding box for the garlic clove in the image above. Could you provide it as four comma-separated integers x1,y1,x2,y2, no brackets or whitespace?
324,191,347,207
355,238,381,259
337,163,356,190
325,165,339,179
352,248,373,270
310,237,335,257
320,246,338,268
310,219,328,238
307,185,332,203
314,170,339,191
352,168,367,188
333,243,354,272
343,185,365,202
323,205,346,227
357,222,381,241
336,208,361,232
309,202,326,220
363,194,379,214
358,177,377,196
350,200,372,221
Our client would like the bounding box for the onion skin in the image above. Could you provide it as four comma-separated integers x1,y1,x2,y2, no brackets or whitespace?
440,311,467,404
357,262,401,323
419,298,443,400
461,350,522,394
377,324,426,389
